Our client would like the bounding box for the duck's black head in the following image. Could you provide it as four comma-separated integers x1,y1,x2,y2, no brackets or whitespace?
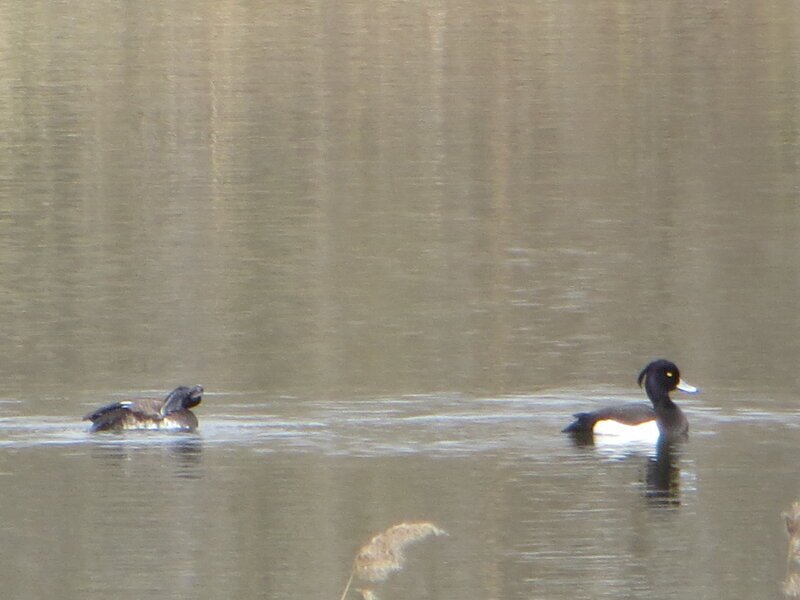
637,360,697,397
161,385,204,416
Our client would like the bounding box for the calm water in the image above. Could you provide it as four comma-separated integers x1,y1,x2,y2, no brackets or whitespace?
1,1,800,598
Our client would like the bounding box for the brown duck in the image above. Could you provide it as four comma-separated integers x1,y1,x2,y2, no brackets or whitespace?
83,385,204,432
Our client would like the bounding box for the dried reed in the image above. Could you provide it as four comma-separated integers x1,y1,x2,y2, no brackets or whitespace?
339,522,447,600
783,502,800,597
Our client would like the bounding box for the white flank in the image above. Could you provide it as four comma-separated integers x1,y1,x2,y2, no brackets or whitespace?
592,419,660,443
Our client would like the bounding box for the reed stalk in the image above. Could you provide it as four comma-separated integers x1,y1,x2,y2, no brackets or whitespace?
783,502,800,597
338,522,447,600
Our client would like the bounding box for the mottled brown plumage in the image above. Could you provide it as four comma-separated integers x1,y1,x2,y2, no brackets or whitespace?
83,385,203,432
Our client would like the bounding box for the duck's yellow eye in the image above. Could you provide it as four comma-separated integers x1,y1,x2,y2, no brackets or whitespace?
666,371,673,377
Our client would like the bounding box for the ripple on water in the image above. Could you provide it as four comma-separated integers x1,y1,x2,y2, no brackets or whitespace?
0,391,789,455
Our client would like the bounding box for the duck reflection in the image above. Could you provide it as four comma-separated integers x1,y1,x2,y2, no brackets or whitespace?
89,437,204,479
644,438,682,506
565,434,684,506
168,438,204,479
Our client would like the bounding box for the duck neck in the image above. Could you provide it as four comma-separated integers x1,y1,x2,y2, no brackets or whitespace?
645,380,675,413
644,376,688,437
161,393,184,416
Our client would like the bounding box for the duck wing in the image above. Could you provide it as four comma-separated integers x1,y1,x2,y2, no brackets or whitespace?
83,398,164,425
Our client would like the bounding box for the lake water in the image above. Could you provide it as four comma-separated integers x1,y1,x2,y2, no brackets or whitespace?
1,1,800,599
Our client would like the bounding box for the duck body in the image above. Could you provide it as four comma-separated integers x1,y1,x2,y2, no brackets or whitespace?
84,385,203,432
563,403,656,437
562,360,696,442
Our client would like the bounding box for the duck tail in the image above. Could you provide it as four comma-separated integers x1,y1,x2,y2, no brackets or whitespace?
562,412,595,434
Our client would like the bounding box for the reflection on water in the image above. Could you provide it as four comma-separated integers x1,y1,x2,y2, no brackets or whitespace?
644,441,683,507
89,437,204,479
566,429,685,507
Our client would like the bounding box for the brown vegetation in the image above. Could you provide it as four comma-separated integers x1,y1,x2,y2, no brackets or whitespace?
339,522,447,600
783,502,800,597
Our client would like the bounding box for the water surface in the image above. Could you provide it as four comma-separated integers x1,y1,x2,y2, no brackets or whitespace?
1,1,800,599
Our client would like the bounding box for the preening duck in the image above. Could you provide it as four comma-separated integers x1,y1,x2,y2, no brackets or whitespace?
83,385,204,432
